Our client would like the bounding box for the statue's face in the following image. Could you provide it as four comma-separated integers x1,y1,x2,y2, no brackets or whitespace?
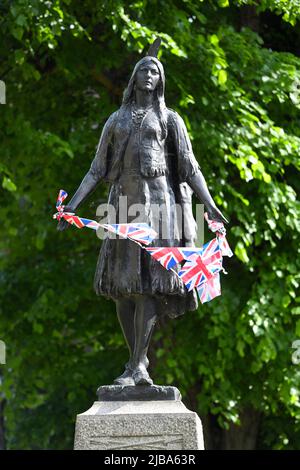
135,62,160,92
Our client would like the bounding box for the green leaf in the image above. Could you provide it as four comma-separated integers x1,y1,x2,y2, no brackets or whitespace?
11,27,23,40
218,69,227,85
218,0,229,7
16,15,27,27
296,321,300,337
210,34,219,46
235,241,250,264
2,176,17,192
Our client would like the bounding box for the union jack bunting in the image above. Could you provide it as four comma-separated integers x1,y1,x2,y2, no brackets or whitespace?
204,212,226,234
101,223,157,246
54,189,70,220
53,189,233,304
53,190,100,230
197,273,221,304
63,215,100,230
56,189,68,210
53,211,100,230
218,235,233,258
204,212,233,257
177,238,222,291
53,190,74,221
144,246,204,270
53,191,157,241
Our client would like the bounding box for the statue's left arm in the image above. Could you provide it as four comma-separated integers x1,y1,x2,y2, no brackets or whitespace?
169,111,228,224
187,172,228,224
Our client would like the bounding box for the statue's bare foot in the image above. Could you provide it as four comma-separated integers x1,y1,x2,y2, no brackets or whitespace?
132,364,153,386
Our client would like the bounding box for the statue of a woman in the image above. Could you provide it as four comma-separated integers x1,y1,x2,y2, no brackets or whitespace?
57,41,227,387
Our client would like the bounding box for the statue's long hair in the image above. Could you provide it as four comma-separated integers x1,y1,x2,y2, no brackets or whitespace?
121,56,168,139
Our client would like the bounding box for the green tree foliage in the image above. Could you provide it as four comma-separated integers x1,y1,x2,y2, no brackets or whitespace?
0,0,300,449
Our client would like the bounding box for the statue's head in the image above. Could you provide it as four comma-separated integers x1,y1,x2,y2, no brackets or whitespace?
122,38,166,108
122,56,165,106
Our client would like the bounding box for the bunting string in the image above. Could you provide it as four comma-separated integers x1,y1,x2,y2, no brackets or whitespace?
54,189,233,304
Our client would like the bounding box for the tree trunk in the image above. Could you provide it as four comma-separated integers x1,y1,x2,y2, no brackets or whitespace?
202,408,261,450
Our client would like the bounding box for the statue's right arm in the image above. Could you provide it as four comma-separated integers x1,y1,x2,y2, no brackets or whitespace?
57,112,117,231
67,170,101,211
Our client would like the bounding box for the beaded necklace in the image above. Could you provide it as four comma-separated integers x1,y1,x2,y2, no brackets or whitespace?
131,101,153,129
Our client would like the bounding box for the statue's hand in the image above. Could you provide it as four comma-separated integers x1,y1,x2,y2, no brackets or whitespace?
207,205,229,225
56,205,75,232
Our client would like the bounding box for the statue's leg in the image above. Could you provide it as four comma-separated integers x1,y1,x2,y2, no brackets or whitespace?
132,295,157,386
113,297,135,386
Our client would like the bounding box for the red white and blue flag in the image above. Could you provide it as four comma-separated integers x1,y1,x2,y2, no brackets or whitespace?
102,223,157,246
204,212,226,234
177,238,222,291
218,236,233,258
56,189,68,210
62,215,100,230
204,212,233,258
197,273,221,304
144,246,204,270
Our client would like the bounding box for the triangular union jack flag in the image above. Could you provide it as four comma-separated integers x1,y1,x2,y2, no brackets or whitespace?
101,223,157,246
144,247,182,270
54,211,100,230
204,212,233,258
144,246,204,270
56,189,68,210
197,273,221,304
62,215,100,230
218,235,233,258
178,238,222,291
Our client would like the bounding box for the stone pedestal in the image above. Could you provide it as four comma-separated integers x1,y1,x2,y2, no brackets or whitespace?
74,386,204,450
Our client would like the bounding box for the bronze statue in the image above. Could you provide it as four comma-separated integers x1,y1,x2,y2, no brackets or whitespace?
57,39,227,387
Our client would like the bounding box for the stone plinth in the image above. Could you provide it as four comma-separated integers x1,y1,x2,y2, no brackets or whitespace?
97,384,182,402
74,387,204,450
